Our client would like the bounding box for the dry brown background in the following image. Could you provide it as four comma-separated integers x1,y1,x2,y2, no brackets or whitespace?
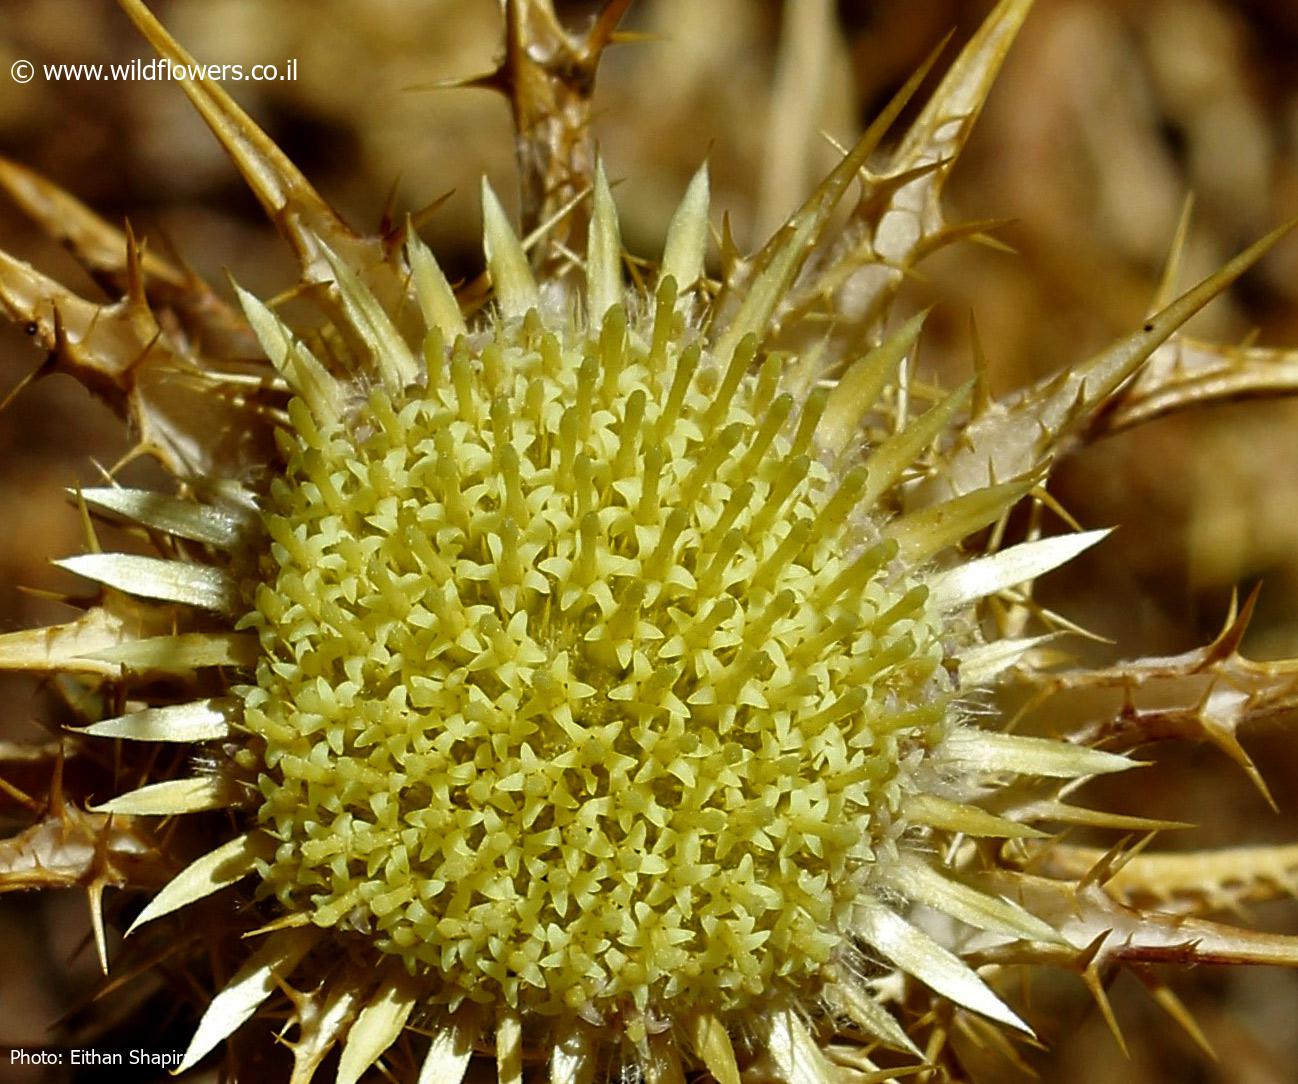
2,1,1298,1081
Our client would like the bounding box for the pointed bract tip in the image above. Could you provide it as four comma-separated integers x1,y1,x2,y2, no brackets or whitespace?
661,162,710,292
481,178,540,318
586,159,623,326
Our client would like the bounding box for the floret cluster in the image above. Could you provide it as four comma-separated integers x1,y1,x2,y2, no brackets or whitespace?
242,284,948,1014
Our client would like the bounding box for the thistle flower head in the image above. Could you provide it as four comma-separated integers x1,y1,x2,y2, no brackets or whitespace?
242,193,956,1019
3,1,1298,1082
219,159,1060,1059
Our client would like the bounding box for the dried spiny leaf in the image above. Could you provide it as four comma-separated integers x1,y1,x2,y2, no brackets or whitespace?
926,220,1297,503
788,0,1035,335
0,797,169,895
974,871,1298,971
1008,592,1298,805
1015,841,1298,917
1089,336,1298,437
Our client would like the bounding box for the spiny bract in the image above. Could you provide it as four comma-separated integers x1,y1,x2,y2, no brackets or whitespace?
3,1,1298,1083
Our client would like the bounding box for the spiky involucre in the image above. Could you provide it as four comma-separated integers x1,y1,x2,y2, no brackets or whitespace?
2,2,1298,1083
48,151,1124,1074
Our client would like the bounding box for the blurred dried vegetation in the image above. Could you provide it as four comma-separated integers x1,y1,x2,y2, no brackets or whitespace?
2,0,1298,1081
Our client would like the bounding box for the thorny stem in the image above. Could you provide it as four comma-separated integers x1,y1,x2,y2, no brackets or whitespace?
501,0,632,274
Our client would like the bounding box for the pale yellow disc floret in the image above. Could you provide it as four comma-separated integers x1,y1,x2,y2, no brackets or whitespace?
240,283,950,1018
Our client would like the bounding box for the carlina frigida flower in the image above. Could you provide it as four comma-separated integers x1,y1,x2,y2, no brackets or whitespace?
2,1,1298,1082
